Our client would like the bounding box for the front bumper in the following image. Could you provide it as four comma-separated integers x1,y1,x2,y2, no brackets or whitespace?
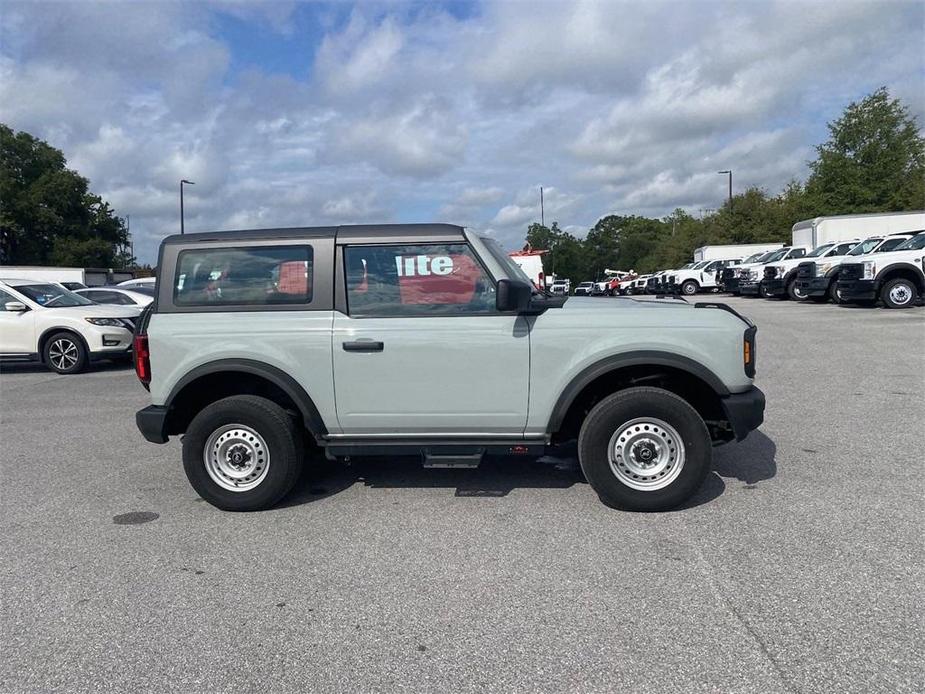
739,281,760,296
795,276,831,297
837,278,877,302
136,405,169,443
722,278,740,293
721,387,766,442
763,278,786,296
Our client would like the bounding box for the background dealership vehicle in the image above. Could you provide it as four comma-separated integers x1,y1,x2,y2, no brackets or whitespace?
573,281,594,296
837,232,925,308
791,210,925,248
549,279,571,295
0,279,139,373
625,274,651,295
135,223,765,513
509,250,547,290
693,243,782,263
795,232,919,302
760,240,859,300
0,265,137,287
669,258,742,296
738,247,810,296
719,251,783,293
117,277,157,289
75,286,155,307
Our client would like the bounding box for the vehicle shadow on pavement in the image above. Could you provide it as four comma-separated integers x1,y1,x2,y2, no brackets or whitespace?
280,453,585,507
0,361,132,375
712,430,777,485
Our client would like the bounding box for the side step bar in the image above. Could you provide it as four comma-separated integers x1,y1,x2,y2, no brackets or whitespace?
422,450,484,469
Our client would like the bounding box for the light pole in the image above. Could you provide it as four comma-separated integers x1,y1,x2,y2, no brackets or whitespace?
180,179,195,234
717,170,732,209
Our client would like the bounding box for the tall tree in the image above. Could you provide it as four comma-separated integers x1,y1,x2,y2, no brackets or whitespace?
0,124,129,266
805,87,925,213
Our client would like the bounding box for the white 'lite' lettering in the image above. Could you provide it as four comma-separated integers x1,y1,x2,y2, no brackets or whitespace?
395,255,454,276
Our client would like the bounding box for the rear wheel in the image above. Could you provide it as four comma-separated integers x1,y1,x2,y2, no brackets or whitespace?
43,332,88,374
681,280,698,296
578,387,712,511
880,277,919,309
183,395,303,511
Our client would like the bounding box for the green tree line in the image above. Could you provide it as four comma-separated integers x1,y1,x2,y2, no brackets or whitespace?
1,124,132,267
525,88,924,280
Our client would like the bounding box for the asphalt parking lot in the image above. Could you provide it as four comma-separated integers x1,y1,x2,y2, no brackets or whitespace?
1,296,923,693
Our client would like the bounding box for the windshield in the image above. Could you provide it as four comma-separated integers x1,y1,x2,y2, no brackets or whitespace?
741,253,762,264
760,249,789,263
692,261,710,269
14,283,95,307
480,237,536,286
806,243,835,258
847,238,883,256
893,233,925,251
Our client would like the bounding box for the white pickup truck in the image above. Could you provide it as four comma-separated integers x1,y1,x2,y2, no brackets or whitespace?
759,240,859,300
836,232,925,308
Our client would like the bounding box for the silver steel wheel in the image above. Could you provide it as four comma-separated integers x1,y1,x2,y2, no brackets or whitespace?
608,417,686,491
49,338,80,371
203,424,271,492
889,283,913,306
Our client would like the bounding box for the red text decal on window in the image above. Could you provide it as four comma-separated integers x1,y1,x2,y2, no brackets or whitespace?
395,254,480,305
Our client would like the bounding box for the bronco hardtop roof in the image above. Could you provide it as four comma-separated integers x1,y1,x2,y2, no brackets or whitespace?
161,223,466,246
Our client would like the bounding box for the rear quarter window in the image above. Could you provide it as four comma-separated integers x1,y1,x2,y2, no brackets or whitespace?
174,246,313,306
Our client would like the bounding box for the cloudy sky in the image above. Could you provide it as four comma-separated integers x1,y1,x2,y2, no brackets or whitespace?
2,0,923,263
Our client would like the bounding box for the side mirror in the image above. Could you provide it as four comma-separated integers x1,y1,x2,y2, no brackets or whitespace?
496,279,533,312
4,301,27,312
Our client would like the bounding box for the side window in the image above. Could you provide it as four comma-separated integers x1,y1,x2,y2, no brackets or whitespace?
174,246,313,307
345,243,496,317
788,248,806,259
0,289,18,310
876,238,905,252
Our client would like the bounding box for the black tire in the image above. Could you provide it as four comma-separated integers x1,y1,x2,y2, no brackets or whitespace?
43,331,88,374
786,278,807,301
578,387,712,511
880,277,919,309
680,280,698,296
759,283,773,299
827,276,842,303
182,395,304,511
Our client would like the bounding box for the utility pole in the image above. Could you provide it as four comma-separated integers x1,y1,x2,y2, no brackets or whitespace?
126,214,131,268
718,170,732,209
540,186,545,227
180,179,195,234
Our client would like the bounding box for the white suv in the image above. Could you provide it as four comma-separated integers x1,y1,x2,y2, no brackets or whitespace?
0,279,139,373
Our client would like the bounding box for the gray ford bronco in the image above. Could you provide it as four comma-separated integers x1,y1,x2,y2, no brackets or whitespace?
135,224,765,512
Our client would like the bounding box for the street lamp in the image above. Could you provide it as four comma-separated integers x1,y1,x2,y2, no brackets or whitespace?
717,170,732,209
180,179,195,234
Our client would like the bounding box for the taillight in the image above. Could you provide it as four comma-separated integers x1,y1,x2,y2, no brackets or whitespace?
133,333,151,385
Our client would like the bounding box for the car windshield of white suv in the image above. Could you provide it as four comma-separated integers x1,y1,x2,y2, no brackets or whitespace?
893,233,925,251
846,238,882,256
15,283,95,307
805,243,835,258
691,261,710,269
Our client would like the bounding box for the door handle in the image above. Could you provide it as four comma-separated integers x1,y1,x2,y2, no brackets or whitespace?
343,340,384,352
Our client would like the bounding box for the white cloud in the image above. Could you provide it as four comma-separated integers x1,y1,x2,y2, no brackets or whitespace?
0,0,922,262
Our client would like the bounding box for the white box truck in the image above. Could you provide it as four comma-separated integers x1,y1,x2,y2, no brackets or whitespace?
791,211,925,248
0,266,136,287
693,243,783,262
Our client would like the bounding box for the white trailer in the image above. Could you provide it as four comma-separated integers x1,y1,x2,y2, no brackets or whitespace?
508,251,547,289
792,211,925,248
693,243,783,262
0,266,136,287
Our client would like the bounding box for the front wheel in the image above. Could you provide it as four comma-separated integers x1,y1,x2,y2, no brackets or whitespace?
578,387,712,511
43,332,88,374
880,277,919,309
182,395,304,511
787,278,807,301
680,280,698,296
